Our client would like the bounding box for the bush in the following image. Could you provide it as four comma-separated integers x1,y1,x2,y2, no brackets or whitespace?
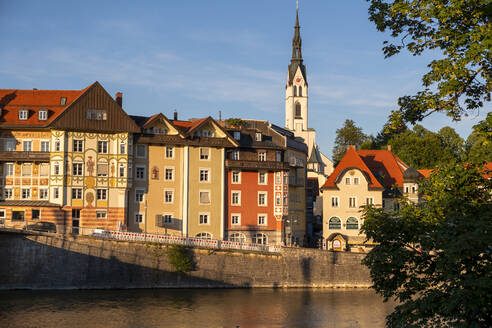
167,245,193,273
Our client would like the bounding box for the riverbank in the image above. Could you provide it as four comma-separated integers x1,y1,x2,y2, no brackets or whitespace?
0,231,372,290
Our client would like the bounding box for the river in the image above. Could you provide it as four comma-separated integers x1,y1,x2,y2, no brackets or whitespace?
0,288,394,328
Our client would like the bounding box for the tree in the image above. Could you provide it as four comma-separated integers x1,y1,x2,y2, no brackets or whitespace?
437,126,465,162
367,0,491,123
465,112,492,162
332,119,368,164
362,162,492,327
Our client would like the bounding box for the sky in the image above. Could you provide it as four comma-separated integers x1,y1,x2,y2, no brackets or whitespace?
1,1,489,158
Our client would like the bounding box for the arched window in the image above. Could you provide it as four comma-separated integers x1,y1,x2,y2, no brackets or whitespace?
252,233,267,245
293,86,297,97
229,233,246,243
346,217,359,230
328,217,341,229
196,232,212,239
295,102,302,117
299,86,302,97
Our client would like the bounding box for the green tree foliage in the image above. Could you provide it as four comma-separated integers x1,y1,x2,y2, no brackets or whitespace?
362,162,492,327
332,119,368,164
167,245,193,273
465,112,492,162
367,0,491,123
388,125,463,169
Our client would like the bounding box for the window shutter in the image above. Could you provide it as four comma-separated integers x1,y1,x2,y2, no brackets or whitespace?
156,214,163,227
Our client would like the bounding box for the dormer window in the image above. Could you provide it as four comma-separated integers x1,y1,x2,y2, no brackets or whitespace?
255,132,262,142
233,131,240,140
38,109,48,121
60,97,67,105
19,109,28,120
86,109,107,120
201,130,214,137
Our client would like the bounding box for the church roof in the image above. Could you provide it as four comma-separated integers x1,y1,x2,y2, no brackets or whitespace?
308,144,323,164
287,9,307,86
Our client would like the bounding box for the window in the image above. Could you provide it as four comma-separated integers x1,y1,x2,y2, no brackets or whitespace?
200,147,210,160
165,167,174,181
22,188,30,199
22,163,32,176
136,144,146,158
276,173,281,185
96,211,107,219
199,191,210,204
346,217,359,230
345,177,351,185
231,191,241,205
258,214,267,226
120,142,126,154
349,197,357,208
165,146,174,158
53,187,59,199
97,189,107,200
4,139,15,151
40,141,50,152
73,163,83,176
54,162,60,175
54,139,60,151
71,188,82,200
232,171,241,184
258,152,266,161
39,189,48,200
19,109,28,120
331,197,339,207
0,209,5,220
232,149,239,160
23,140,32,151
163,214,173,224
258,192,267,206
329,217,341,229
299,86,303,97
276,193,281,205
86,109,107,120
73,140,83,152
295,102,301,117
412,186,417,193
4,188,13,199
276,151,282,162
199,169,209,182
255,132,262,142
97,163,108,177
60,97,67,105
366,197,374,205
38,110,47,120
233,131,240,140
231,214,240,225
258,172,267,184
4,163,14,176
164,190,173,203
283,194,288,205
135,190,144,203
199,214,209,225
12,211,25,222
382,199,386,208
119,164,125,177
196,232,212,239
98,141,108,154
135,213,143,223
136,166,145,180
353,177,359,185
252,233,267,245
229,233,246,243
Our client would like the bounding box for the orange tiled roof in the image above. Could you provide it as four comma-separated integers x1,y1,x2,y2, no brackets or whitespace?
357,149,408,187
0,87,86,127
418,169,433,178
483,162,492,179
322,146,384,190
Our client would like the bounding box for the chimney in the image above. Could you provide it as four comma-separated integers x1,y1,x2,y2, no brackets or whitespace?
387,145,392,151
173,111,178,121
115,92,123,107
219,110,222,121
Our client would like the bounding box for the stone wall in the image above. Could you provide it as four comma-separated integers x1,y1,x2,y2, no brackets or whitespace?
0,231,372,289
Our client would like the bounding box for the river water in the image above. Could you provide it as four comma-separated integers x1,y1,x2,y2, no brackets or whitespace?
0,289,393,328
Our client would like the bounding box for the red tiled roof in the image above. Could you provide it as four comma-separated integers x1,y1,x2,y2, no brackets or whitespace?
185,117,209,134
0,87,87,127
418,169,433,178
357,149,408,187
483,162,492,179
171,120,193,131
322,146,383,190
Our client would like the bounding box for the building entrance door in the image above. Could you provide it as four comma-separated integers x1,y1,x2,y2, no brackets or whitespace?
72,209,80,235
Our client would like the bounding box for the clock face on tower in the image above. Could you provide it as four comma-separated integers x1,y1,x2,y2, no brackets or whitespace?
295,77,302,83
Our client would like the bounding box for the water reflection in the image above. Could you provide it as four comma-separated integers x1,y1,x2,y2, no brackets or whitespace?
0,289,393,328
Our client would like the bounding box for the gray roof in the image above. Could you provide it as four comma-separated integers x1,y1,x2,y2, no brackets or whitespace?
308,145,323,164
0,200,61,207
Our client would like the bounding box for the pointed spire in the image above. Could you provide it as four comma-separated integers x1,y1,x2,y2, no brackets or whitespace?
287,3,307,86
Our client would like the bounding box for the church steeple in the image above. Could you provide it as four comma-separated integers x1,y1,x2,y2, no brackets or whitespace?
287,8,307,86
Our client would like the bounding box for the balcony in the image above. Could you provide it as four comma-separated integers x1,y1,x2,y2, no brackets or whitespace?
225,159,290,171
0,151,50,162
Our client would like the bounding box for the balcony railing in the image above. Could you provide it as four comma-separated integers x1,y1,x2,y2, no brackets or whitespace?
225,159,290,171
0,151,50,162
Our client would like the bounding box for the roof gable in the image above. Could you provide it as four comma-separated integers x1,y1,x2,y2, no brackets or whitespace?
142,113,181,136
357,150,408,187
49,82,140,133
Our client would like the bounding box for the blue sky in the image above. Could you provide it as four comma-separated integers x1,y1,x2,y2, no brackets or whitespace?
1,1,489,158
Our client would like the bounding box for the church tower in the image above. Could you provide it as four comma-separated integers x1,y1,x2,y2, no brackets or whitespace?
285,8,308,133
